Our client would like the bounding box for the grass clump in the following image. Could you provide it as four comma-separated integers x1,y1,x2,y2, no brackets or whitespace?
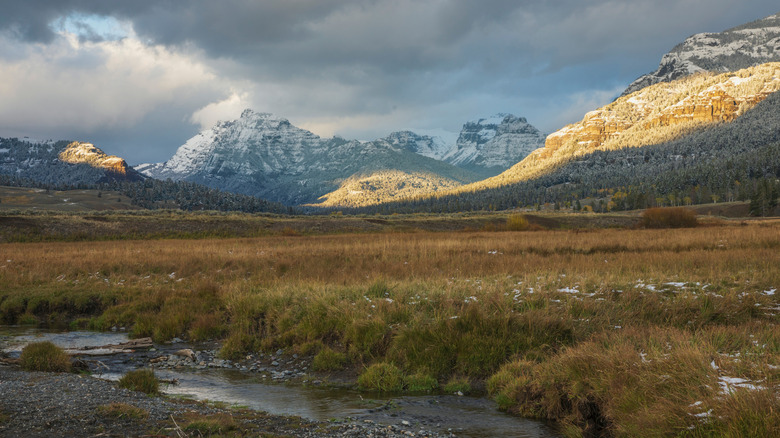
19,341,71,372
641,207,698,228
404,373,438,393
183,413,238,435
443,376,472,395
118,369,159,395
97,403,149,419
311,347,347,371
357,362,404,392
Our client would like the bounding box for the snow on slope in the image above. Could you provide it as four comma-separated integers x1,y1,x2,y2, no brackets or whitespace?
623,11,780,96
443,114,546,177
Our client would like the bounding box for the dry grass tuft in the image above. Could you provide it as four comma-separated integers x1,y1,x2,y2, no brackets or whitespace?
118,369,159,395
96,403,149,419
19,341,71,373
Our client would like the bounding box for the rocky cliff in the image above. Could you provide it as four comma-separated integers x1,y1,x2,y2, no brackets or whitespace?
58,142,136,177
475,63,780,188
622,12,780,96
443,114,546,177
0,138,143,185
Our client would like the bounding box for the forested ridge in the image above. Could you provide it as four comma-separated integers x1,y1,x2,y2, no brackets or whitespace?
335,90,780,216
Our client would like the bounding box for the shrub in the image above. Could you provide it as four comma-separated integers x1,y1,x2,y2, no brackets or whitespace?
506,214,530,231
280,227,300,236
641,207,698,228
311,347,347,371
357,362,404,392
118,369,159,395
20,341,71,372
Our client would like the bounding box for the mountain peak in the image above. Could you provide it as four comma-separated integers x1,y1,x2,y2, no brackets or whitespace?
622,11,780,96
473,114,523,126
490,62,780,187
443,113,545,177
239,109,282,122
381,131,450,160
58,141,136,177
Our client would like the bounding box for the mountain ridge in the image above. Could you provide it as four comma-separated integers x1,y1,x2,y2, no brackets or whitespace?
139,110,482,206
443,114,546,178
622,11,780,96
477,62,780,190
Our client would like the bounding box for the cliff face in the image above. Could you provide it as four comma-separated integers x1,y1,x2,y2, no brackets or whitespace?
622,12,780,96
473,63,780,188
58,142,136,177
0,138,143,186
443,114,546,177
543,64,780,156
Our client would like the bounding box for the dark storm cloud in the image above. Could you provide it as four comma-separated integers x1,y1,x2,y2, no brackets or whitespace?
4,1,778,79
0,1,778,163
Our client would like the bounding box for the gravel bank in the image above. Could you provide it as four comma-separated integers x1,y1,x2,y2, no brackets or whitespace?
0,365,450,437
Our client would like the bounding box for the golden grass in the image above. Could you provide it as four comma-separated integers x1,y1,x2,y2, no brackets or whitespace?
0,220,778,436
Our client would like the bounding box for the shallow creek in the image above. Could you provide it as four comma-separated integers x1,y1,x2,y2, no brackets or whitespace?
1,327,560,437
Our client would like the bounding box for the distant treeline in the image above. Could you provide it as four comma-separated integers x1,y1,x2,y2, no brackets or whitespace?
0,173,291,214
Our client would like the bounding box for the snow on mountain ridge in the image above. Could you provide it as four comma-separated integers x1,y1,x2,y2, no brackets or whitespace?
443,114,546,177
622,11,780,96
380,131,451,160
139,109,479,205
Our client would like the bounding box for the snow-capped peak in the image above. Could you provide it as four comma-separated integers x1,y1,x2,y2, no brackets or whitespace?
622,11,780,96
442,114,545,177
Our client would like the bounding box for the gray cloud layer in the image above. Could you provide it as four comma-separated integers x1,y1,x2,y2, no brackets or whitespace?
0,1,778,163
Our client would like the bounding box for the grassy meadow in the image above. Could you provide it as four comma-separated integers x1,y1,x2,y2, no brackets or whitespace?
0,213,778,436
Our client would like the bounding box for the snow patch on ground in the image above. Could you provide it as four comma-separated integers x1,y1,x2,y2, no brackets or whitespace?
718,376,765,394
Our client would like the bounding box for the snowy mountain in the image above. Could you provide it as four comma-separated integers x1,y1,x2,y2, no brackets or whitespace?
379,131,451,161
623,12,780,96
140,110,478,206
443,114,546,178
0,138,144,186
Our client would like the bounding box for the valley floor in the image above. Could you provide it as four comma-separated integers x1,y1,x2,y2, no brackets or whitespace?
0,211,778,436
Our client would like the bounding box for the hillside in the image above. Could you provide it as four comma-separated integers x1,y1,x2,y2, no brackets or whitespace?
310,170,463,208
468,63,780,192
353,82,780,214
0,138,144,186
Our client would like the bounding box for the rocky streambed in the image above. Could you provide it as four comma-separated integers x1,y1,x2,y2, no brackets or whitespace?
0,328,560,437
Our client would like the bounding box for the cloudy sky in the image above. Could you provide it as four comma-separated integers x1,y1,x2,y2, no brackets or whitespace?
0,1,778,164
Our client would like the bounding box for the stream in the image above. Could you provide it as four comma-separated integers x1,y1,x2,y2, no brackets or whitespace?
1,327,560,437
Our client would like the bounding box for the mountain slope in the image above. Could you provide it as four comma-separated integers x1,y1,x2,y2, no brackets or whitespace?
140,110,479,206
474,63,780,190
357,88,780,214
0,138,144,186
311,170,463,208
443,114,546,178
381,131,451,160
623,12,780,96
